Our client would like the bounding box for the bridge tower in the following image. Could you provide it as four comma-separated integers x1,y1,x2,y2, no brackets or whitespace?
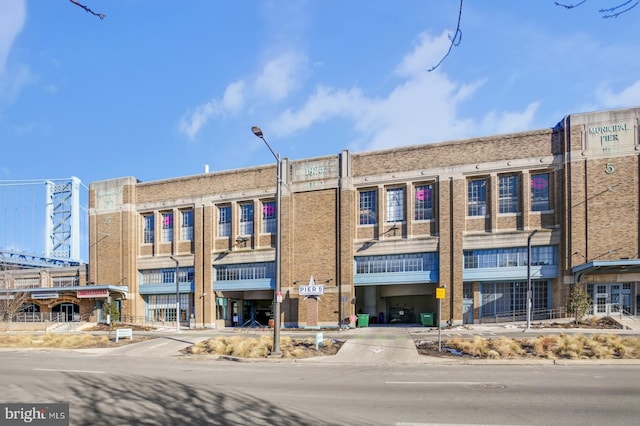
45,177,82,262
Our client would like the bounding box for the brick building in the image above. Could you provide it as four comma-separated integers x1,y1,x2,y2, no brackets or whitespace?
80,106,639,329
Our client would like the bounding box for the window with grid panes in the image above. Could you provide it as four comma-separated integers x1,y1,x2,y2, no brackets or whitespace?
161,212,173,242
386,187,404,223
218,205,231,237
143,214,154,244
499,175,519,213
262,201,276,233
214,262,274,281
530,173,550,211
359,190,377,225
480,281,548,317
181,210,193,241
467,179,487,216
414,184,433,220
463,246,557,269
355,253,438,275
239,203,254,236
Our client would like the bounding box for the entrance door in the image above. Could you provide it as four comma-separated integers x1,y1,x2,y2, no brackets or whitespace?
462,299,474,324
593,284,622,317
54,303,79,322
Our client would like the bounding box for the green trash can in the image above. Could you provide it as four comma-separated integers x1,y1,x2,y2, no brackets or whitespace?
420,312,434,326
357,314,369,327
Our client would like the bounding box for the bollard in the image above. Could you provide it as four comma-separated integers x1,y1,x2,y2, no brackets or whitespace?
315,332,324,350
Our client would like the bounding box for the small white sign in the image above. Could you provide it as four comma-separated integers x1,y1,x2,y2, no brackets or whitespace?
299,285,324,296
32,293,59,299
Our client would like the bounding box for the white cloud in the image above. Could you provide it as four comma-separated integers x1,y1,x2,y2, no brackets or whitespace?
272,31,488,150
0,0,27,103
596,80,640,108
271,27,543,152
179,81,245,140
179,50,306,139
275,85,367,136
221,81,245,112
0,0,25,72
480,102,540,136
178,25,539,148
395,30,452,78
254,51,306,102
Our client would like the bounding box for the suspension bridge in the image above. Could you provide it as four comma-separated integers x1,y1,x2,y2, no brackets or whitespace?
0,177,88,268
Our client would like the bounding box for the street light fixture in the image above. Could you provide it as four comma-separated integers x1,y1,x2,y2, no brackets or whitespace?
525,229,538,332
251,125,282,357
170,255,180,333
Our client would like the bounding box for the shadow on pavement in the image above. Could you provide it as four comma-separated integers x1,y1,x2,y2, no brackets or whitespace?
60,371,340,425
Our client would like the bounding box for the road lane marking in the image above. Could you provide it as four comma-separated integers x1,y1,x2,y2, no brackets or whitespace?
386,381,503,386
396,423,530,426
34,368,107,374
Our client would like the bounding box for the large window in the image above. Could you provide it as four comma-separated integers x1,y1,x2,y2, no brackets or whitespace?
467,179,487,216
386,187,404,223
262,200,276,233
216,297,228,321
161,212,173,242
14,278,40,289
143,214,154,244
499,175,519,214
463,246,557,269
52,276,79,287
146,294,190,323
218,205,231,237
140,267,195,285
355,253,438,274
181,210,193,241
239,203,254,236
480,281,549,318
214,262,274,281
530,173,550,211
414,184,434,220
359,190,377,225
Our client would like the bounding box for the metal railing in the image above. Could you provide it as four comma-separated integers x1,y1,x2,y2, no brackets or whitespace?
11,312,67,323
619,306,638,321
480,307,567,324
8,311,95,323
119,314,147,324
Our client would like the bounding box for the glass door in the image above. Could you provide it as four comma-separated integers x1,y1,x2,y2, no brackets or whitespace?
594,285,608,316
610,284,621,314
592,284,627,316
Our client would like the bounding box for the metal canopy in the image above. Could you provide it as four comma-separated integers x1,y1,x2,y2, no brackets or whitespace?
572,259,640,282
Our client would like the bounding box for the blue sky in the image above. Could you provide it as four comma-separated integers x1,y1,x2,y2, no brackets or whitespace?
1,0,639,186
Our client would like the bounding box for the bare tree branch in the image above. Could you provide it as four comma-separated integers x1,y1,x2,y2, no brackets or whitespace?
555,0,638,17
600,0,639,18
69,0,106,20
554,1,587,9
428,0,464,72
0,265,30,328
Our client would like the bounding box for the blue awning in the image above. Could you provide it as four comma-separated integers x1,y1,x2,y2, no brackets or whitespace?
572,259,640,282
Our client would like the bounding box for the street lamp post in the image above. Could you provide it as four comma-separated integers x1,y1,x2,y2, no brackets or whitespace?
170,255,180,333
526,229,538,332
251,126,282,356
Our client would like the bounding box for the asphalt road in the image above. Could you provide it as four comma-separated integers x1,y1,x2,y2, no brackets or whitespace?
1,348,639,426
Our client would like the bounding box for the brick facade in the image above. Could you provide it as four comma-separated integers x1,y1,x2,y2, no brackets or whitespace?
81,106,640,328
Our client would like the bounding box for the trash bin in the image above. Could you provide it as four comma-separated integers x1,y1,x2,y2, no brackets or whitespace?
420,312,434,326
357,314,369,327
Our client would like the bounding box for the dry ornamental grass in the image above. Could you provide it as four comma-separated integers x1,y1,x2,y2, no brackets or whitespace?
182,335,343,359
0,333,112,349
417,333,640,360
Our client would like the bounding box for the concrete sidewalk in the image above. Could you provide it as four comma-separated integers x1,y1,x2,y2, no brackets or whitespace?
74,321,640,365
299,327,431,364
